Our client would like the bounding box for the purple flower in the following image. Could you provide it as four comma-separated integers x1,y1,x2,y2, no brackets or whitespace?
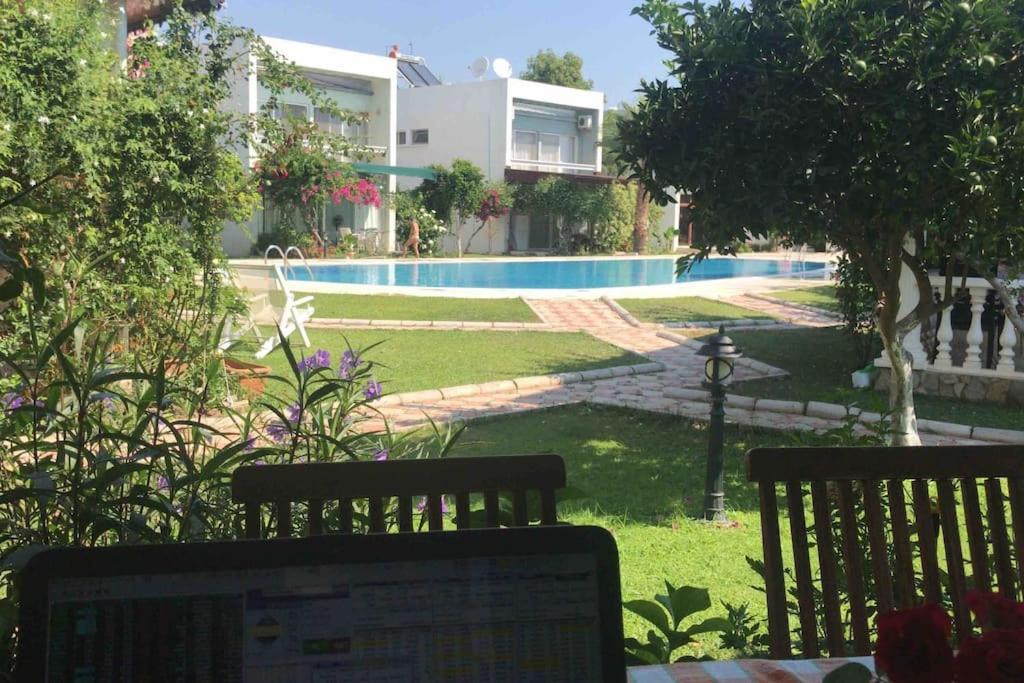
338,350,361,379
298,348,331,373
157,475,170,492
363,379,383,401
90,392,117,412
253,459,267,466
373,448,389,461
286,403,302,424
416,496,449,514
266,421,288,443
2,392,25,412
242,437,256,452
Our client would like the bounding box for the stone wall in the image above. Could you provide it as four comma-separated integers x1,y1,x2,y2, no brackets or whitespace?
875,369,1024,407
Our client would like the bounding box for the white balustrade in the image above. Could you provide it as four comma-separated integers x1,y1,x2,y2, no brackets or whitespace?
998,315,1019,373
878,273,1022,380
963,286,987,371
933,285,954,369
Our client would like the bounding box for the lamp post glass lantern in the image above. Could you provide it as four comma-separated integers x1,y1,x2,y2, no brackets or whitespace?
696,326,742,522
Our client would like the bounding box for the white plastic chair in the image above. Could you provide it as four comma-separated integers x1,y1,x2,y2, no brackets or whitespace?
226,264,315,359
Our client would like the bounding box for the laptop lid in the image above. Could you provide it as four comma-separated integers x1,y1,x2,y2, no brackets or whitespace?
18,526,624,682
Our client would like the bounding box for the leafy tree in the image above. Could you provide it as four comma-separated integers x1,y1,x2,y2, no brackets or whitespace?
0,1,359,376
416,159,486,256
604,104,655,252
620,0,1024,444
520,49,593,90
464,183,512,253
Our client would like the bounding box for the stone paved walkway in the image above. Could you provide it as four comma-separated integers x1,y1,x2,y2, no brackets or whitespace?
363,298,788,432
346,298,999,446
230,296,1003,446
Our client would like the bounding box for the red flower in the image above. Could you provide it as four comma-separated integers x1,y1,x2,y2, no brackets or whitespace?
955,629,1024,683
966,591,1024,631
875,604,954,683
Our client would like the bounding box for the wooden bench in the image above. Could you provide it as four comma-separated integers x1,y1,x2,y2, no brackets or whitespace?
748,445,1024,659
232,454,566,538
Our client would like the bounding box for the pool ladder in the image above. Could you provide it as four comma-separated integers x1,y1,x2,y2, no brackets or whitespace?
264,245,313,278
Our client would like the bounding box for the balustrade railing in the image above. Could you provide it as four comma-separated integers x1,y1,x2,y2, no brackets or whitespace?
922,276,1022,378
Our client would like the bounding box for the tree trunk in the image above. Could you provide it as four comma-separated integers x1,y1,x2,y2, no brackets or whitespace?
876,287,922,446
633,184,649,253
463,218,489,254
882,332,922,446
985,274,1024,338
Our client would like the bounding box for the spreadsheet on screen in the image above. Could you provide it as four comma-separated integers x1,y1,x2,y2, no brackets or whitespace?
45,554,602,682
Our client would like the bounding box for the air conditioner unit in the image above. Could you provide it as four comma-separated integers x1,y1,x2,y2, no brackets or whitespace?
577,115,593,131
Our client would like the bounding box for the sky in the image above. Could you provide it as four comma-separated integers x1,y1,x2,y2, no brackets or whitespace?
221,0,672,107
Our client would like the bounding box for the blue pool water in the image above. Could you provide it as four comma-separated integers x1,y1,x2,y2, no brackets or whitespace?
288,257,826,290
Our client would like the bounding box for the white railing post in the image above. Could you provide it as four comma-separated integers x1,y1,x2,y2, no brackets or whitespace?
998,314,1018,374
963,286,988,370
934,285,954,369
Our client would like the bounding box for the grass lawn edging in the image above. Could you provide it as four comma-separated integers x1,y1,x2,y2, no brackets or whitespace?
745,291,841,320
603,295,792,330
601,296,643,327
655,330,1024,444
372,361,666,407
658,386,1024,443
307,318,555,330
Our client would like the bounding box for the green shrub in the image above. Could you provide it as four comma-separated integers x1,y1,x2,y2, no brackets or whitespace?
834,254,882,368
0,294,462,673
394,191,445,255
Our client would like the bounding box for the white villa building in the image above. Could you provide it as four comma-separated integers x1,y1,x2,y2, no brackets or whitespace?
397,77,607,253
222,37,398,257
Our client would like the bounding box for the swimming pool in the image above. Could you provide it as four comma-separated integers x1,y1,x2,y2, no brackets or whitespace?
287,257,826,290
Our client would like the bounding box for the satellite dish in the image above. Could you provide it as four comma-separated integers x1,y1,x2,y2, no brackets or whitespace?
492,57,512,79
469,56,489,79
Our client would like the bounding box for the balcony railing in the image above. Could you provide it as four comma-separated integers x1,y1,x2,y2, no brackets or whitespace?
508,159,598,176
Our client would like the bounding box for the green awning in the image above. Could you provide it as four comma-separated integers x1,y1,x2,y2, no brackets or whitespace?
351,163,437,180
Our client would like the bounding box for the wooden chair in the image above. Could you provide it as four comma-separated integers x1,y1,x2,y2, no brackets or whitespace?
748,445,1024,659
232,454,566,539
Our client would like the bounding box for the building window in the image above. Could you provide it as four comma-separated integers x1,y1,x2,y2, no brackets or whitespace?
411,129,429,144
513,131,539,161
397,130,407,145
313,107,345,136
275,103,309,126
343,118,368,144
512,129,577,166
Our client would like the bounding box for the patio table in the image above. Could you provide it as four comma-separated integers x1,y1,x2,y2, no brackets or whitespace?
627,656,875,682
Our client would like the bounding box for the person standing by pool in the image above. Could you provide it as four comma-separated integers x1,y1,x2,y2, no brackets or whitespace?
402,216,420,258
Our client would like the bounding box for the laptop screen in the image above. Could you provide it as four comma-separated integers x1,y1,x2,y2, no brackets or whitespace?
45,553,603,682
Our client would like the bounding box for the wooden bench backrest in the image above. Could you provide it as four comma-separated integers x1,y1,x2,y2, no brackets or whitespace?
232,454,566,538
748,445,1024,659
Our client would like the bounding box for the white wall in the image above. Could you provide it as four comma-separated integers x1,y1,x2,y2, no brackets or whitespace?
220,38,398,257
651,188,681,252
397,78,605,254
221,47,260,258
397,79,510,186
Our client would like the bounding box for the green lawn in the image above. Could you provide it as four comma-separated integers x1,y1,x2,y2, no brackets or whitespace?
305,293,538,322
767,285,840,313
616,296,772,324
449,403,789,657
248,328,644,396
722,327,1023,430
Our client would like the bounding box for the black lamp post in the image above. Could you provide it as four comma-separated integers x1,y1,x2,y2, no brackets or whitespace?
696,325,743,522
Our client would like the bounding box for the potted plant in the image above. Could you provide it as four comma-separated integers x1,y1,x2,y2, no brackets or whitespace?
341,233,359,258
223,357,272,396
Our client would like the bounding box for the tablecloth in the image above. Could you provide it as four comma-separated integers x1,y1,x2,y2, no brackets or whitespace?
627,656,876,682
